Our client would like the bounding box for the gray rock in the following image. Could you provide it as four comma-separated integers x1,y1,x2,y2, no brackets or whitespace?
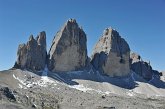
0,87,16,101
15,31,47,71
91,28,130,77
130,52,153,80
48,19,87,72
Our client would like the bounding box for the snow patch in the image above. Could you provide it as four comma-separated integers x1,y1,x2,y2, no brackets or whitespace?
126,90,134,97
13,66,57,89
69,84,112,95
37,77,57,87
36,66,57,87
13,74,27,86
95,90,111,95
155,94,164,97
104,91,111,95
69,84,93,92
18,84,23,89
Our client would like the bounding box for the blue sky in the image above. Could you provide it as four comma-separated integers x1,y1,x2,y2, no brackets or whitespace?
0,0,165,71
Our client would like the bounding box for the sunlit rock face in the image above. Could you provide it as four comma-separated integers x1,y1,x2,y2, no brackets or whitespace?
48,19,87,72
15,31,47,71
91,28,130,77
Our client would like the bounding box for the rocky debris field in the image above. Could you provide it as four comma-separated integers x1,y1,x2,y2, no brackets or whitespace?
0,69,165,109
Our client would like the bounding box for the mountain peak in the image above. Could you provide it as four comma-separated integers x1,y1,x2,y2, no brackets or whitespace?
67,18,77,23
15,32,47,71
91,27,130,77
64,18,79,30
13,18,160,81
29,35,35,41
48,19,87,72
103,27,118,36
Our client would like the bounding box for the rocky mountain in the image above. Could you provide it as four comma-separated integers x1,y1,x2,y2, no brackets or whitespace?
14,31,47,72
0,19,165,109
48,19,87,72
91,28,130,77
130,52,160,81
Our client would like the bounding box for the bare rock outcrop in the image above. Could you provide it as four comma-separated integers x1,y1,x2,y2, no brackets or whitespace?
15,31,47,71
130,52,161,80
91,28,130,77
130,53,152,80
48,19,87,72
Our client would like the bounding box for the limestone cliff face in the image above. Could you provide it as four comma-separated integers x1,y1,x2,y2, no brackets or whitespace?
91,28,130,77
130,52,158,81
48,19,87,72
15,31,47,71
13,19,160,80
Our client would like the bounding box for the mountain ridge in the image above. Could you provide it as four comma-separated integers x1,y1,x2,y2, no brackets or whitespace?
0,18,165,109
14,18,162,81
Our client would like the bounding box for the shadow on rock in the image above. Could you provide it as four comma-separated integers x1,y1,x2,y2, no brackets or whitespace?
48,67,139,90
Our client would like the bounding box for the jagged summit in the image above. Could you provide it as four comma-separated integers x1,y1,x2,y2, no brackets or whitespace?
130,52,161,81
48,19,87,72
29,34,34,41
91,28,130,77
130,52,141,63
15,31,47,71
13,19,161,81
63,19,79,29
37,31,46,47
67,18,77,23
94,27,130,55
103,27,117,36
